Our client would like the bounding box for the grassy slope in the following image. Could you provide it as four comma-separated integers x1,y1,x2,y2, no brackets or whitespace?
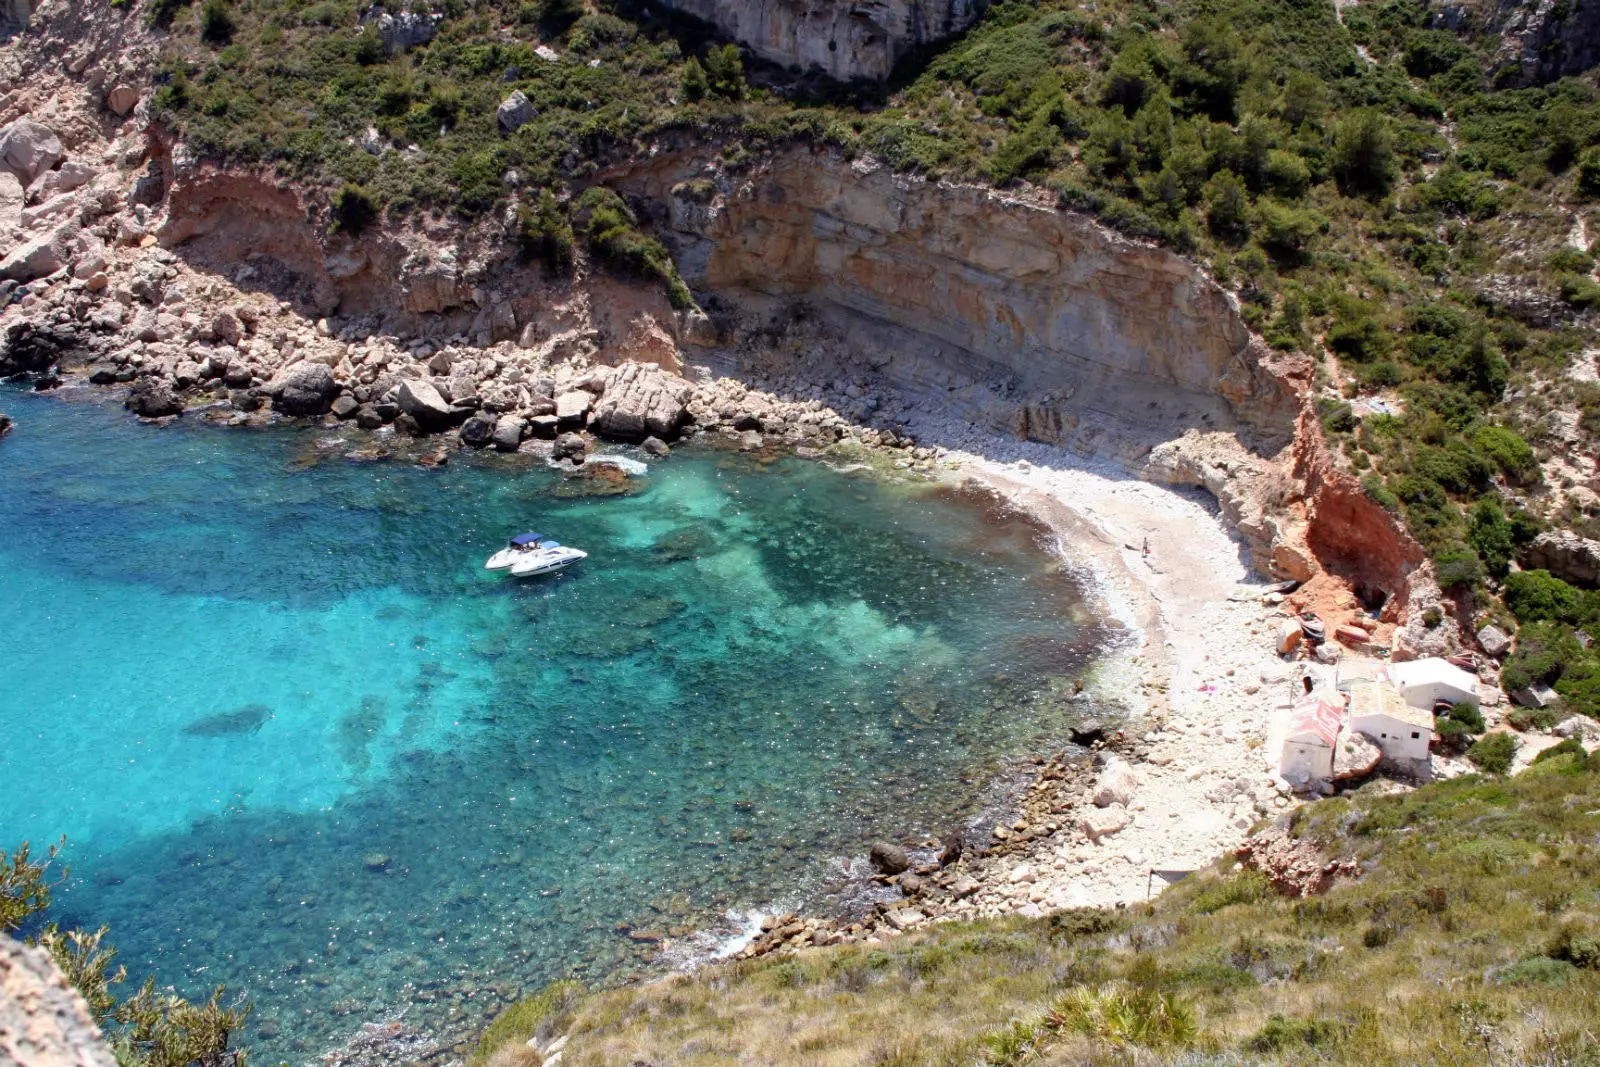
478,750,1600,1066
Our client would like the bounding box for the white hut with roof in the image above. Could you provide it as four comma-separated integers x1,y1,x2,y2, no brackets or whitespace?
1279,691,1344,787
1386,658,1480,711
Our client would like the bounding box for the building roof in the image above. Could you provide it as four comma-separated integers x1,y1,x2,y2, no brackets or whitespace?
1286,692,1345,749
1387,657,1480,701
1348,680,1434,731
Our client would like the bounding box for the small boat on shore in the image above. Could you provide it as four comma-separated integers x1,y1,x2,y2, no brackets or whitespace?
485,533,588,577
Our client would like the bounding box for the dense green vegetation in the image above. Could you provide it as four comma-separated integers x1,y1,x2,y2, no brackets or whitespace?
0,839,250,1067
472,755,1600,1065
119,0,1600,657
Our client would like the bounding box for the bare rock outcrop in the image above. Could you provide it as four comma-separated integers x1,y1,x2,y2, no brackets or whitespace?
1449,0,1600,85
588,361,693,440
1234,821,1361,897
654,0,986,80
1524,530,1600,588
0,934,116,1067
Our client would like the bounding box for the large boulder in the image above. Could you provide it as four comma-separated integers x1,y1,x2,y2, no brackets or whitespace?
1080,804,1131,842
105,85,140,116
0,117,63,187
268,361,337,417
125,376,182,418
551,431,587,461
396,377,462,430
868,841,909,875
555,389,593,430
1090,755,1139,808
1332,729,1382,781
498,90,535,133
589,362,694,440
491,414,525,452
458,413,496,447
1,220,78,281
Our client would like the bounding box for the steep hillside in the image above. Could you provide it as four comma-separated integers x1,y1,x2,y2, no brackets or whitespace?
480,750,1600,1067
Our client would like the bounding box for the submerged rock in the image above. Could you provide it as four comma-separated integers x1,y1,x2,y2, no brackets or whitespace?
868,841,909,875
181,704,273,737
0,412,11,438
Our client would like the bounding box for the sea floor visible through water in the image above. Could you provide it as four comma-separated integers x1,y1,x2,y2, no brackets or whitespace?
0,385,1120,1062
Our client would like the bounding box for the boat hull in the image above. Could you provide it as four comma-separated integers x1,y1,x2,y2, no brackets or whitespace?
509,547,588,578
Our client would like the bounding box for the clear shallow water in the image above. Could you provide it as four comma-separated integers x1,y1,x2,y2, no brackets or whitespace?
0,386,1113,1061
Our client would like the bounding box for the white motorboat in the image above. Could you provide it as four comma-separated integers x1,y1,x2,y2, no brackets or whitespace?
485,533,588,577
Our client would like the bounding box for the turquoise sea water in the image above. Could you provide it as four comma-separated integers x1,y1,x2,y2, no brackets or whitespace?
0,385,1113,1061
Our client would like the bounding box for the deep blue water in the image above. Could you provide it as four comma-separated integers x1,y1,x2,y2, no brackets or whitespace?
0,386,1111,1061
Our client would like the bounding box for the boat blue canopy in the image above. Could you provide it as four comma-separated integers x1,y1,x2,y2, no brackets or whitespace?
510,533,544,546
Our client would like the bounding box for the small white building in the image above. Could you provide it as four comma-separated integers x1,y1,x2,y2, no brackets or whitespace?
1279,692,1345,787
1386,658,1480,710
1348,680,1434,763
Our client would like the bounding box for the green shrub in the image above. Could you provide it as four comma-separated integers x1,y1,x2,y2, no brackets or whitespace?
1243,1013,1344,1052
1468,498,1514,577
1504,571,1587,625
1435,716,1475,752
1362,474,1401,512
1473,426,1537,482
1467,732,1518,774
1329,313,1391,364
1441,701,1486,732
1048,983,1199,1050
703,44,745,101
198,0,233,44
680,57,708,102
1579,145,1600,198
1333,110,1396,197
1533,738,1588,764
1192,869,1270,914
329,183,378,236
473,980,584,1064
1204,170,1250,239
1492,957,1578,986
577,187,694,309
517,190,575,273
1433,546,1483,590
1547,924,1600,969
1559,274,1600,310
148,0,190,29
1505,705,1560,732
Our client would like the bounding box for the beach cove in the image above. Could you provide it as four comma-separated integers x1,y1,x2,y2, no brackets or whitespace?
0,385,1126,1062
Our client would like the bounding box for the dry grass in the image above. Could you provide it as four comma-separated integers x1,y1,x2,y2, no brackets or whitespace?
476,754,1600,1066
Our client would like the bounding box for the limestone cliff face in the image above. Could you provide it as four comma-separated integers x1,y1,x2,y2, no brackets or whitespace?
1429,0,1600,85
617,149,1305,461
654,0,985,80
